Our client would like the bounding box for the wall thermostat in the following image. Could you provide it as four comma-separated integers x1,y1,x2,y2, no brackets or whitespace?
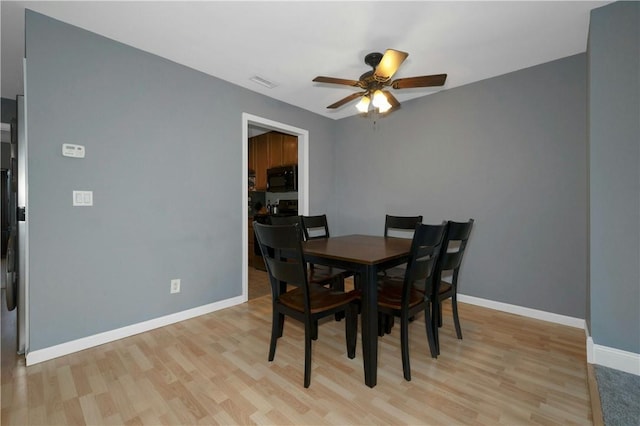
62,143,85,158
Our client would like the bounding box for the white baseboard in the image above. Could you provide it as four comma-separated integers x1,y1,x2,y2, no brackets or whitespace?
586,336,640,376
457,293,586,329
457,294,639,376
26,295,245,366
26,291,640,377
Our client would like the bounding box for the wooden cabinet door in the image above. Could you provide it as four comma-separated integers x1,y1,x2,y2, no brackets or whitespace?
282,134,298,165
254,133,269,191
267,132,283,168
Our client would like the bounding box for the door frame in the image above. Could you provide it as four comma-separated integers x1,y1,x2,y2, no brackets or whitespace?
241,113,309,300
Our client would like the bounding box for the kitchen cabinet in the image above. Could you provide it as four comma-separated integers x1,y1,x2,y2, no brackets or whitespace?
268,131,298,167
248,131,297,191
282,134,298,166
268,132,283,168
253,133,269,191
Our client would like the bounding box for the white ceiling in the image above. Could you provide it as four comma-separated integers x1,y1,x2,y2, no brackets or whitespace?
1,1,608,120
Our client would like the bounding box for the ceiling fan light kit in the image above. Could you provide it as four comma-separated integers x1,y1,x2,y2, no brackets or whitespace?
313,49,447,116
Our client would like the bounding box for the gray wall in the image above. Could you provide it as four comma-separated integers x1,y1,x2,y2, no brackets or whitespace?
588,2,640,354
332,54,588,318
29,6,633,353
25,11,335,350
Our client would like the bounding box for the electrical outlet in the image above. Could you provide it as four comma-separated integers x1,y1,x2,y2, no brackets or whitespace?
170,279,181,294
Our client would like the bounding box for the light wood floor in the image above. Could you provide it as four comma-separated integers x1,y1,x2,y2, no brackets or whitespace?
2,270,594,425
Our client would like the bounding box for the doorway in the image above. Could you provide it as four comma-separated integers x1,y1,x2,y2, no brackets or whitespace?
242,113,309,301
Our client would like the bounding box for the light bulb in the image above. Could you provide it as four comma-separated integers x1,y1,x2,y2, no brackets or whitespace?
356,96,370,113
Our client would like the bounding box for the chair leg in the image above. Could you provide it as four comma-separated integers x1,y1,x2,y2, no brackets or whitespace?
277,314,285,338
431,301,440,356
438,301,443,327
269,311,283,361
385,315,395,334
400,313,411,381
378,313,385,337
425,303,438,359
312,320,318,341
452,294,463,339
378,313,394,336
334,277,346,321
304,322,313,388
345,305,357,359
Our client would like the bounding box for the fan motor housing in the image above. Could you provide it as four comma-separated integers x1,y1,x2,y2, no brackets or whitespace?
364,52,384,68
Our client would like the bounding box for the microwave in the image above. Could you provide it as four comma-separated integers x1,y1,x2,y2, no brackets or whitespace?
267,165,297,192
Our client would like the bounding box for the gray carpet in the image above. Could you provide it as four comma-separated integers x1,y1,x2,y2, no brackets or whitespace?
594,365,640,425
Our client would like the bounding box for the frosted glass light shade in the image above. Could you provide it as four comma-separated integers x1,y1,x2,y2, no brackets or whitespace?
356,96,370,113
372,90,387,108
379,98,392,112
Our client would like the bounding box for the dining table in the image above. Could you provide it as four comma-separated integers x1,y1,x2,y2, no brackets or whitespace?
302,234,413,388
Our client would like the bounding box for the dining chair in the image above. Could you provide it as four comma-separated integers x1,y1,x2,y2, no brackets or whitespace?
300,214,355,291
434,219,474,353
381,214,423,278
379,215,424,335
253,221,360,388
377,222,446,381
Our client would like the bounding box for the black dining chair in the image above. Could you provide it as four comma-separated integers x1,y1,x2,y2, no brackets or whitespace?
253,221,360,388
378,215,424,335
377,222,446,381
434,219,474,353
381,215,424,278
300,214,355,291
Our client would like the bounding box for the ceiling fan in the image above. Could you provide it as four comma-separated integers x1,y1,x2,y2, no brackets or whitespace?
313,49,447,114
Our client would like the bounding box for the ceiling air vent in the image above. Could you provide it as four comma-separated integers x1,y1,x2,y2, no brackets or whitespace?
250,75,278,89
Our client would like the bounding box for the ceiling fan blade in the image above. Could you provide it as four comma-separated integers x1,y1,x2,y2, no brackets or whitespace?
383,91,401,109
391,74,447,89
373,49,409,81
313,76,361,86
326,92,366,109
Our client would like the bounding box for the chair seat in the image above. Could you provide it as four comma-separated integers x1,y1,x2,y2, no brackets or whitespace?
438,281,453,296
377,278,425,310
309,264,351,284
378,266,406,279
280,284,361,314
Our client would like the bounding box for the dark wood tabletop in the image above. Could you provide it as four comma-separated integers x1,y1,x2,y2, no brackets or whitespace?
302,234,412,387
302,234,412,265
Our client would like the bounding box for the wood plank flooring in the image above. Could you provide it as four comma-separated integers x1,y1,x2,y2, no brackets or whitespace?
2,271,594,425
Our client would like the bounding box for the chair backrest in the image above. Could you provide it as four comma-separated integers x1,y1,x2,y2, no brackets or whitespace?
438,219,474,281
401,223,446,305
384,215,423,238
301,215,330,240
267,216,304,248
268,215,302,227
253,222,310,304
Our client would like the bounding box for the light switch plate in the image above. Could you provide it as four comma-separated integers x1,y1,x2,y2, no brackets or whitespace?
62,143,85,158
73,190,93,206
